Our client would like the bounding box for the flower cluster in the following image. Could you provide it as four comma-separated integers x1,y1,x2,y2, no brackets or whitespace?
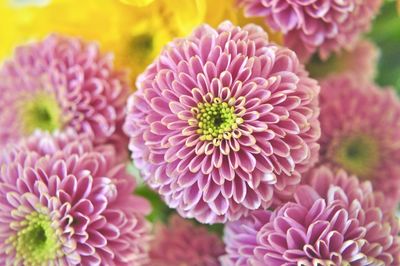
223,166,400,265
0,1,399,265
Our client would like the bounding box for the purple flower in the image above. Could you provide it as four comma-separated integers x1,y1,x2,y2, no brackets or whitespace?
0,35,130,160
319,75,400,210
147,215,225,266
237,0,382,60
0,130,152,265
223,166,400,265
124,21,320,223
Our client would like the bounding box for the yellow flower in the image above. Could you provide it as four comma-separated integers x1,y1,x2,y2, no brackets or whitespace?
119,0,154,7
119,11,172,80
0,0,206,84
204,0,238,27
118,0,206,82
7,0,50,7
0,2,42,60
166,0,206,35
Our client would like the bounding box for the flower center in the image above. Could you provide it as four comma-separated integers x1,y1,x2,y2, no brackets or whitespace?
191,97,243,146
129,33,154,62
333,135,379,178
7,211,62,264
20,92,62,135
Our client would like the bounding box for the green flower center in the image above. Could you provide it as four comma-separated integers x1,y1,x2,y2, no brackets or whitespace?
129,33,154,62
7,211,62,265
333,135,380,178
20,92,62,135
191,97,243,146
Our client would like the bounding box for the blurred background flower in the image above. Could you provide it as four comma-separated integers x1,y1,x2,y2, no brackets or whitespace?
0,0,206,84
307,40,379,85
0,35,130,161
147,215,224,266
318,75,400,210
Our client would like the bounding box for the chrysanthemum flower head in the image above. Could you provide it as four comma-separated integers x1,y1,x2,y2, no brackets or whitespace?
147,215,224,266
319,75,400,210
307,40,379,85
0,35,130,159
125,21,320,223
223,166,400,265
0,130,152,265
237,0,383,60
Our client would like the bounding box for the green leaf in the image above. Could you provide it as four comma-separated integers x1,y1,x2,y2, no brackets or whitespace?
369,2,400,92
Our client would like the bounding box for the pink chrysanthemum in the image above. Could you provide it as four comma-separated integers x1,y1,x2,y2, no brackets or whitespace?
147,215,225,266
304,166,396,222
0,130,151,265
319,75,400,210
223,167,400,265
125,21,320,223
308,40,379,85
237,0,382,60
0,35,130,159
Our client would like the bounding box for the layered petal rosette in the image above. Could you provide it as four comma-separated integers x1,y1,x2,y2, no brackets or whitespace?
304,166,399,228
237,0,382,60
223,167,400,265
0,130,151,265
148,215,224,266
125,21,320,223
319,75,400,209
0,35,130,159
